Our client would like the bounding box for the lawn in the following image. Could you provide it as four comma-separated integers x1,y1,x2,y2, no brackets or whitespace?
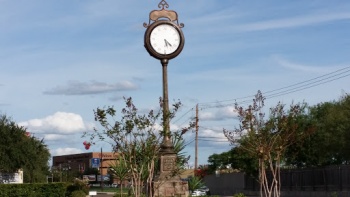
89,186,129,193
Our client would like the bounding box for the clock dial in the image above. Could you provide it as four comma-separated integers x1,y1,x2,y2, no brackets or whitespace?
150,24,180,55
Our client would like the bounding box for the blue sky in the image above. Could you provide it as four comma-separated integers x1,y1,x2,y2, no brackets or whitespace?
1,0,350,167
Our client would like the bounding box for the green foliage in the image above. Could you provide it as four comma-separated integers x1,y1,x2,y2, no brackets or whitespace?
109,156,130,197
65,178,89,196
208,147,258,178
187,176,204,192
70,190,86,197
0,183,66,197
284,94,350,167
0,115,50,183
224,91,314,197
86,97,193,197
233,193,246,197
331,192,338,197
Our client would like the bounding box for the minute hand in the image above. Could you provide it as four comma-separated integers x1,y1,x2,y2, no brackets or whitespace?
164,39,172,47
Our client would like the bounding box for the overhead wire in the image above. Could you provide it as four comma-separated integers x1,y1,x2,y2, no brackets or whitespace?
198,65,350,109
184,138,195,146
197,139,229,143
171,107,195,124
172,66,350,149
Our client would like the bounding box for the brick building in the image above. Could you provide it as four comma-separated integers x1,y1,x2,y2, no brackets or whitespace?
52,152,119,177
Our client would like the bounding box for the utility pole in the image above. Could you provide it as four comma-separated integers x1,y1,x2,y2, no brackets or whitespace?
195,104,199,170
100,147,103,191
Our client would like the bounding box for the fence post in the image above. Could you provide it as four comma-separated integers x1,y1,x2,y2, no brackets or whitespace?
339,166,342,191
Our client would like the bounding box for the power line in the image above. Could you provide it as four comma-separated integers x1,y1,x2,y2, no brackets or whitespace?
198,136,226,139
197,139,229,143
184,138,195,146
199,126,227,133
198,65,350,109
265,72,350,100
264,66,350,95
172,107,195,124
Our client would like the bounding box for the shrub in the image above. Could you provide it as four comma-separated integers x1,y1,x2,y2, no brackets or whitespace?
0,183,66,197
71,190,87,197
65,178,89,196
233,193,246,197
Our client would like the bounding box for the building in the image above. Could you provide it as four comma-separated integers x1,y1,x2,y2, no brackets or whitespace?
52,152,119,177
0,169,23,184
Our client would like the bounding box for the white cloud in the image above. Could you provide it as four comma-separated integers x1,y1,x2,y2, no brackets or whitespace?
43,134,69,141
197,129,230,147
216,106,238,119
199,106,238,121
53,147,82,156
201,129,226,139
19,112,94,134
200,111,215,121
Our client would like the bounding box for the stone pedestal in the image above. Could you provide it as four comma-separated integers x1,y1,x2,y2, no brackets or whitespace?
153,152,189,197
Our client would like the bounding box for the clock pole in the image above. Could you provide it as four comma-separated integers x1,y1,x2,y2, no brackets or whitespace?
144,1,188,197
161,58,173,152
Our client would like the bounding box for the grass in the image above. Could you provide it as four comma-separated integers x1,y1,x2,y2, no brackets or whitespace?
89,186,129,193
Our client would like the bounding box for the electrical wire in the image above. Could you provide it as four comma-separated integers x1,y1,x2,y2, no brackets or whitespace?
172,107,195,124
198,65,350,109
197,139,229,143
184,138,195,146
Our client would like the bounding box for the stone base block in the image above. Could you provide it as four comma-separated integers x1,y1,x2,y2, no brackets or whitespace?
154,179,189,197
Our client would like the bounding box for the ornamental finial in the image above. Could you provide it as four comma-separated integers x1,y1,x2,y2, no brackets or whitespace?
143,0,184,28
158,0,169,10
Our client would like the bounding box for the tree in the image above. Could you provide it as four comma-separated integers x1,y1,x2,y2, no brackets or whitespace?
224,91,314,197
22,138,50,183
187,176,204,193
207,147,258,177
284,93,350,167
109,155,130,197
85,97,192,197
0,115,50,183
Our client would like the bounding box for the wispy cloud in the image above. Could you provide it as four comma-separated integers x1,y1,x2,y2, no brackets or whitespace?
190,10,350,35
272,56,343,73
43,80,138,95
233,12,350,32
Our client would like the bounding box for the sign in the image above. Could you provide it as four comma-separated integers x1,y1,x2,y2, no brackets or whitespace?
83,175,96,181
91,158,100,168
0,170,23,184
97,174,110,182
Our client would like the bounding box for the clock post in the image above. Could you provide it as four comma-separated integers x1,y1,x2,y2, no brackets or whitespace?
144,1,188,197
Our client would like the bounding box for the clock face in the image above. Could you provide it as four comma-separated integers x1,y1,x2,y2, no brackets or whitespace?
150,24,181,55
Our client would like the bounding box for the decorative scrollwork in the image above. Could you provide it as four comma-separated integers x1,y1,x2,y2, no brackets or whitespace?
144,0,184,28
158,0,169,10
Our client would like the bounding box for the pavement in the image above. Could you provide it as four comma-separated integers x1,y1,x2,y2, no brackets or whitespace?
88,192,115,197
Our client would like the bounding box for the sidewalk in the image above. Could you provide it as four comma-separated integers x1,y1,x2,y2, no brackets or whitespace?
88,191,115,197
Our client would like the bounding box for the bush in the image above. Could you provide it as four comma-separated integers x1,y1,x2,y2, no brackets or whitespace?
65,179,89,197
0,183,66,197
71,190,87,197
188,176,204,192
233,193,246,197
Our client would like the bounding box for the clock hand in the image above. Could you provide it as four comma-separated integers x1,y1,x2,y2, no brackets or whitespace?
164,39,172,47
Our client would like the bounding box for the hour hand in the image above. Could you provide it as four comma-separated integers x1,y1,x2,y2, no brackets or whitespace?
164,39,172,47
